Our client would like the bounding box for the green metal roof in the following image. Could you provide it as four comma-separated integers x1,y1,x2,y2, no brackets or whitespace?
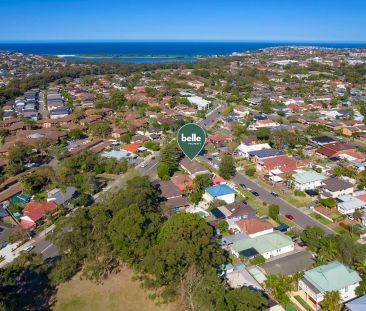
292,169,326,185
304,261,361,292
232,231,293,255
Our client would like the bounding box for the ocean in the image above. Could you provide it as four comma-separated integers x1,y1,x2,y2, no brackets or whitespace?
0,41,364,63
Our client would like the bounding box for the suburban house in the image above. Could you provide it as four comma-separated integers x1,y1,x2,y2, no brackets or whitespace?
233,217,274,238
47,187,76,205
180,158,210,178
19,201,58,229
203,184,236,204
231,231,294,259
211,201,256,225
248,148,284,163
291,170,327,191
316,142,356,158
153,180,189,210
337,195,366,215
236,143,271,158
321,177,354,198
256,155,311,176
298,261,361,310
345,295,366,311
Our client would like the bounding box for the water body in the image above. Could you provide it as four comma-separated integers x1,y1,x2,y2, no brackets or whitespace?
61,55,198,63
0,41,364,63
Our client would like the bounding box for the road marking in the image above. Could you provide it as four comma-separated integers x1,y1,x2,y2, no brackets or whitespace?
40,244,54,254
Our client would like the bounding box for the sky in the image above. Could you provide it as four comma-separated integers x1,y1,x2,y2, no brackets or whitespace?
0,0,365,42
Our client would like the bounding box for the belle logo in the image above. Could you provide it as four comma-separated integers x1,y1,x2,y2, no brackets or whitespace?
177,123,206,160
181,133,202,142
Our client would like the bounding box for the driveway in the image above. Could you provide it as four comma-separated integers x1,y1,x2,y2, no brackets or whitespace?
260,251,314,276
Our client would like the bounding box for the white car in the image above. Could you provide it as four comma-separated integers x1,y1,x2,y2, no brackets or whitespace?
141,163,146,168
24,245,35,252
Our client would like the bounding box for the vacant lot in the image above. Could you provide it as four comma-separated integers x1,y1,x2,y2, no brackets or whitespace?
53,267,177,311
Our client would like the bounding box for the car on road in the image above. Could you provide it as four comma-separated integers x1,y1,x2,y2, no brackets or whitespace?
141,163,146,168
271,191,279,197
151,156,155,160
24,245,35,252
251,191,260,197
285,214,295,221
240,183,246,188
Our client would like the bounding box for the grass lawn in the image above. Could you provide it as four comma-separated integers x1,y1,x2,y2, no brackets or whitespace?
53,267,176,311
309,212,332,225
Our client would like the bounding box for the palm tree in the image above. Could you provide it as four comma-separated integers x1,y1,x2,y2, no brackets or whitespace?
320,291,341,311
355,260,366,276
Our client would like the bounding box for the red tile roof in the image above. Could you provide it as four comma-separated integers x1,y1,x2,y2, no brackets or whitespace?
121,143,141,153
235,217,273,235
316,142,355,158
23,201,57,222
171,174,193,191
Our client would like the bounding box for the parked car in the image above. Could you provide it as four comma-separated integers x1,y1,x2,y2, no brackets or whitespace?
240,183,246,188
24,245,35,252
285,214,295,221
251,191,260,197
271,191,279,197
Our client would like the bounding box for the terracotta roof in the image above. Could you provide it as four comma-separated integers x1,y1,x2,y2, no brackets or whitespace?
22,201,57,222
121,143,141,153
171,174,193,191
235,217,273,235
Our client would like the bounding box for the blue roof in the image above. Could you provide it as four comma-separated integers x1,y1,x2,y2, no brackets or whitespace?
211,207,226,219
206,184,235,197
346,295,366,311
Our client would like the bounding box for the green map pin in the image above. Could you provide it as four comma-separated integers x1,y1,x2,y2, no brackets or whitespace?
177,123,206,160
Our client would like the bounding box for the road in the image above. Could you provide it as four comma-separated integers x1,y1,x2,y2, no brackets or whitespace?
199,153,334,235
38,90,48,119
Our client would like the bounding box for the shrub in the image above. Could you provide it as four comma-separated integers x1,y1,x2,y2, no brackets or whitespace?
249,255,265,265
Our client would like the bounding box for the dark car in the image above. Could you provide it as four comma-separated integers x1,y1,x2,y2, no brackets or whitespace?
251,191,260,197
271,191,279,197
240,183,246,188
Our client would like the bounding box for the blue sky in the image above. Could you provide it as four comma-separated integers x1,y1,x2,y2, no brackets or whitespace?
0,0,365,42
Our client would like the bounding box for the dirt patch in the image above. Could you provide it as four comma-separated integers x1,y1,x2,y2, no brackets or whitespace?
53,266,178,311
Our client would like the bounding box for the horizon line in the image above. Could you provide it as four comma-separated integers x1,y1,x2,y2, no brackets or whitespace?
0,39,366,44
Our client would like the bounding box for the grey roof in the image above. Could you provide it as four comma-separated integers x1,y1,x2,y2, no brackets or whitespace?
248,148,283,158
322,177,353,192
221,232,249,245
48,187,76,205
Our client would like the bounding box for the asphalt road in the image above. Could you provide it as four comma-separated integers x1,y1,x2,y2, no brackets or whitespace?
31,238,57,260
199,153,334,234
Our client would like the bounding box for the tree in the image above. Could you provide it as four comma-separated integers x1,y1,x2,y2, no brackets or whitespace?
193,174,211,192
268,204,279,221
264,274,292,305
8,226,29,243
158,140,182,178
88,121,112,138
7,142,33,165
300,226,325,251
255,127,270,140
143,213,224,300
225,288,267,311
219,155,235,180
245,166,256,177
68,128,84,139
189,191,203,205
157,162,171,180
320,291,341,311
20,166,55,195
216,221,229,236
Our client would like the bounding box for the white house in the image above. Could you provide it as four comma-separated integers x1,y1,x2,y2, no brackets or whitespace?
231,231,294,259
236,143,271,158
203,184,235,204
299,261,361,310
291,170,327,191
